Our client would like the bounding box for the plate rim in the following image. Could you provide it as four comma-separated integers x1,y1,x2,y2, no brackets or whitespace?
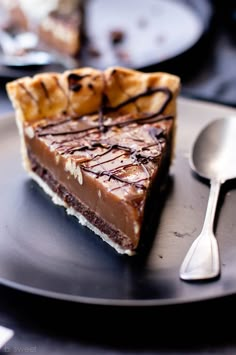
0,273,235,307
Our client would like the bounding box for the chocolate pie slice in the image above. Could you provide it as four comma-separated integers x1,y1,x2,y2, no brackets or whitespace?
0,0,84,56
6,67,180,255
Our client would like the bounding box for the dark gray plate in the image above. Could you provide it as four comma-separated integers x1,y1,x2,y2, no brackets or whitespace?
1,97,236,306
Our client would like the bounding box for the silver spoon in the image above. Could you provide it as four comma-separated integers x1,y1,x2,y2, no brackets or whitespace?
0,30,77,69
0,30,51,67
180,116,236,281
0,51,54,67
0,48,77,69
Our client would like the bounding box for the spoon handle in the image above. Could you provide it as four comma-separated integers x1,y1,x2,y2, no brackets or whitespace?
179,179,221,281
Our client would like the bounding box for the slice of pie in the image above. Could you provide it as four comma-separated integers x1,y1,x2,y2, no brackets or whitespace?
0,0,84,56
6,66,180,255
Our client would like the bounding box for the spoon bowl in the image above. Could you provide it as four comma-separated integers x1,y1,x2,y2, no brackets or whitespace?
180,116,236,281
191,117,236,183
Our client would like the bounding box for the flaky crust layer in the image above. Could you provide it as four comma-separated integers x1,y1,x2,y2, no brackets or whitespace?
6,66,180,124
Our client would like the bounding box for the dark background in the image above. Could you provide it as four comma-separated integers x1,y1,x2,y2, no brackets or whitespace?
181,0,236,107
1,1,236,354
147,0,236,108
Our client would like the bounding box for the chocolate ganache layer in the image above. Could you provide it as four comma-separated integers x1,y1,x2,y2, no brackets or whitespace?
6,66,180,255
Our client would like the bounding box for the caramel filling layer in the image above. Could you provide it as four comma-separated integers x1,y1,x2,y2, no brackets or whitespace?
24,110,172,250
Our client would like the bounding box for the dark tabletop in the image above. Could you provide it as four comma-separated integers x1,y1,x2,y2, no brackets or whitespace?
1,1,236,354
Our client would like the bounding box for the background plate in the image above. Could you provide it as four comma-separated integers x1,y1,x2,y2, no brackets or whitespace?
0,0,212,78
1,97,236,306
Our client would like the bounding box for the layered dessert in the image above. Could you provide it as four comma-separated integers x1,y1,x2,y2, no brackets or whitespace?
6,66,180,255
0,0,84,56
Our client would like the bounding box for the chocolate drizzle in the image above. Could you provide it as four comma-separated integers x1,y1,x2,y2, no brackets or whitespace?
104,86,172,113
81,165,146,190
68,73,91,91
37,113,172,137
98,94,109,133
34,85,173,192
37,85,173,137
